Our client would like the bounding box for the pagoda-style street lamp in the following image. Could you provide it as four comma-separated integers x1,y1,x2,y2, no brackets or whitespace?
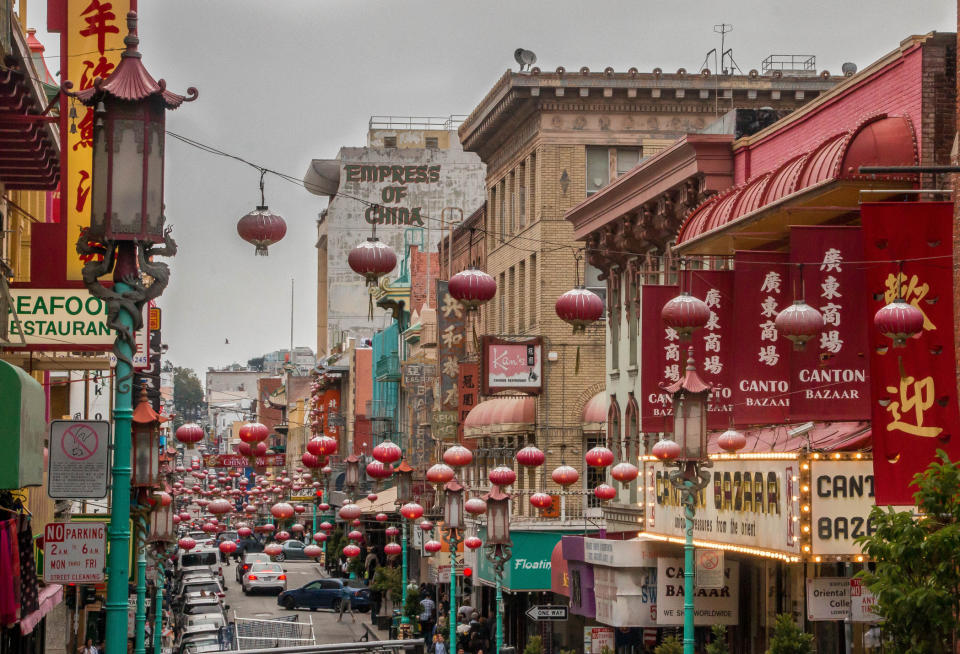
658,348,713,654
132,388,162,488
64,13,196,654
483,485,512,654
345,454,361,490
395,460,414,627
443,480,465,648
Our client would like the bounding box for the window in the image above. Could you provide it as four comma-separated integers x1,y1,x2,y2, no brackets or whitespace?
425,136,439,149
625,396,639,504
584,262,606,311
498,272,506,333
627,270,638,367
585,433,605,508
508,172,515,235
499,181,506,241
383,136,397,148
609,272,620,370
518,260,526,332
529,153,537,223
529,254,537,328
517,162,526,228
616,148,641,176
508,266,516,332
586,146,609,195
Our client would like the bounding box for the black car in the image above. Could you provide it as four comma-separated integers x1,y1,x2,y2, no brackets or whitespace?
277,578,370,611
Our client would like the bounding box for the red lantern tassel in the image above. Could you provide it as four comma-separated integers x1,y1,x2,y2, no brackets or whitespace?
575,345,581,375
368,293,374,321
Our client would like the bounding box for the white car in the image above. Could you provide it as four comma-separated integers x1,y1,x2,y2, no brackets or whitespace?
242,562,287,595
182,614,226,632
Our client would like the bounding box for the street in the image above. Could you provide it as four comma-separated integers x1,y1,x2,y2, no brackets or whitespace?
220,559,385,645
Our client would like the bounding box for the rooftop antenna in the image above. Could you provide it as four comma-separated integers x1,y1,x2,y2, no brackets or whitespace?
514,48,537,72
713,23,733,73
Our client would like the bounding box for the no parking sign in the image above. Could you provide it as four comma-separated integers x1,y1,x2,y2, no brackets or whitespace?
48,420,110,499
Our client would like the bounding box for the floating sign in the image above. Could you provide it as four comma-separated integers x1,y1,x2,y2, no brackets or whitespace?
806,577,850,621
6,289,112,348
657,557,739,626
481,336,543,395
695,548,724,589
43,522,106,583
48,420,110,499
203,454,286,468
525,605,568,621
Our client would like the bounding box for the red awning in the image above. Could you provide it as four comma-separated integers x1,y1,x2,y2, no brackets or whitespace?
708,421,870,455
464,397,535,437
582,392,608,432
550,540,569,597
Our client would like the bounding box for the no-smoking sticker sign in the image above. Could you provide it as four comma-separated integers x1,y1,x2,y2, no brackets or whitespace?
48,421,110,499
695,548,724,589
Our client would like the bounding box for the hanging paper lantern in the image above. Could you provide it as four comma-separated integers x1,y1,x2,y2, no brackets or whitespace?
717,428,747,453
238,527,253,539
551,465,580,487
652,438,682,461
555,287,604,333
172,515,182,525
175,424,204,449
367,493,379,503
301,452,322,469
237,206,287,256
244,505,257,514
348,237,397,286
348,530,363,541
339,504,362,521
489,466,517,487
313,532,328,543
307,436,338,457
321,465,333,475
661,292,711,339
372,440,402,464
400,502,424,520
419,520,435,531
261,523,276,533
264,543,283,556
464,498,487,515
179,512,191,521
874,298,925,347
290,524,305,533
271,503,295,520
304,545,323,558
218,541,238,555
208,499,233,515
318,502,330,512
585,446,614,468
343,544,362,558
775,301,824,350
448,268,497,310
239,422,270,444
424,540,443,553
201,522,217,534
443,445,473,467
426,463,455,484
375,513,389,522
593,484,617,501
529,493,553,509
294,505,306,514
320,521,334,531
178,537,196,551
384,542,402,556
610,462,639,484
366,461,393,480
516,446,546,468
385,526,399,537
464,536,483,550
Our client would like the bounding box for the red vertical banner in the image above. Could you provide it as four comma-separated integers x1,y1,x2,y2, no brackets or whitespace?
788,227,870,421
687,270,734,430
732,251,791,426
639,285,679,433
322,389,341,441
862,202,960,505
458,362,479,449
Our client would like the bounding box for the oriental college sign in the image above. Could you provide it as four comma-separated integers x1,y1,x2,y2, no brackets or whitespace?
343,164,443,226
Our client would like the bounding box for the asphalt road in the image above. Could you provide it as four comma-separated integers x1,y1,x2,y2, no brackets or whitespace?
220,559,385,645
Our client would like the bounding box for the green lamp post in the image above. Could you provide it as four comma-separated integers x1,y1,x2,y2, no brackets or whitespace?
483,486,512,654
396,460,415,627
443,480,465,650
65,12,195,654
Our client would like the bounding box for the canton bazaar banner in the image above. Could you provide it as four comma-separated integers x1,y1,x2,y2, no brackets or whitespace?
639,285,679,433
861,202,960,505
788,227,870,420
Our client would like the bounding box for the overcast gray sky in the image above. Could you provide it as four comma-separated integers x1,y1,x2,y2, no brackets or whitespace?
27,0,956,377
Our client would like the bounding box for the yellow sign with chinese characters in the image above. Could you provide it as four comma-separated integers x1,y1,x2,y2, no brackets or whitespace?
65,0,132,280
885,373,942,439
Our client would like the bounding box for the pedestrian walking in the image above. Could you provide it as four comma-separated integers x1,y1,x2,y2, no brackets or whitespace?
419,594,436,647
336,584,355,622
432,634,448,654
79,638,99,654
369,587,382,626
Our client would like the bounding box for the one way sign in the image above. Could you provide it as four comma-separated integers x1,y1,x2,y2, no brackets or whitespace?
525,605,568,621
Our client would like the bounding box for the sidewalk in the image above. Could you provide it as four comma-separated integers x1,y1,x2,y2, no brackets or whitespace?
312,564,391,641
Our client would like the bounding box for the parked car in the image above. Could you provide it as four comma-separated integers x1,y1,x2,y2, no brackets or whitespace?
271,540,310,561
178,637,221,654
175,576,224,603
182,613,226,632
177,597,227,632
236,553,271,583
277,578,370,611
242,562,286,595
216,531,238,544
177,548,225,588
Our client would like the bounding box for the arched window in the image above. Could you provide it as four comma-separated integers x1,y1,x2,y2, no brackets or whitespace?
625,394,640,504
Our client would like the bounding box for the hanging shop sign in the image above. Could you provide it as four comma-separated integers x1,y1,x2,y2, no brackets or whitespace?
862,202,960,505
594,565,657,628
457,361,479,448
401,362,436,390
849,578,881,623
643,457,800,556
687,271,734,430
437,280,466,412
48,420,110,499
481,336,543,395
584,537,659,567
639,284,680,432
788,227,870,421
806,577,850,621
203,454,286,468
657,557,739,626
43,522,106,583
731,251,791,426
475,528,572,591
6,288,112,349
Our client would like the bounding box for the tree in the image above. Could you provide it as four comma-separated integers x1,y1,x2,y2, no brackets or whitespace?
173,366,204,427
705,625,730,654
523,635,543,654
856,450,960,654
653,636,682,654
767,614,813,654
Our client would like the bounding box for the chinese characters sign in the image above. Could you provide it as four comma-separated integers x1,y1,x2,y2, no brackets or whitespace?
639,284,680,433
862,202,960,505
65,0,131,281
437,281,465,413
688,270,734,430
732,251,791,425
458,361,479,448
788,227,870,421
481,336,543,395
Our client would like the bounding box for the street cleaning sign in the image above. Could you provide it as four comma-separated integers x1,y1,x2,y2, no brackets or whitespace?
48,420,110,499
43,522,106,583
6,289,112,348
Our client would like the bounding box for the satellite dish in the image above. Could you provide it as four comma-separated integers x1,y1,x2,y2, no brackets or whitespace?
841,62,858,76
514,48,537,72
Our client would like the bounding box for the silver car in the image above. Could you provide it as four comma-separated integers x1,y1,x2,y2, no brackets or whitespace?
242,562,287,595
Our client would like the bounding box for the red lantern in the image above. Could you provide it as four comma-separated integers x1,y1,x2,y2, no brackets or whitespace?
348,237,397,286
238,527,253,539
717,428,747,453
464,536,483,550
775,301,824,350
385,526,399,537
301,452,322,469
294,505,306,514
593,484,617,501
555,287,604,333
237,206,287,256
585,446,614,468
874,298,925,347
529,492,553,509
516,446,546,468
179,512,191,521
201,522,217,534
372,440,402,464
551,465,579,487
172,515,181,525
339,504,362,521
610,462,639,484
384,542,402,556
366,461,394,480
424,540,442,553
264,543,283,556
448,268,497,310
320,521,334,531
178,537,196,551
343,544,361,558
652,438,682,461
304,545,323,558
426,463,455,484
443,445,473,467
375,513,389,522
208,499,233,515
367,493,379,502
218,541,238,555
464,498,487,515
261,523,275,533
661,292,710,339
313,532,328,543
419,520,434,531
488,466,516,487
239,422,270,444
175,424,204,449
348,530,363,541
307,436,338,457
400,502,424,520
318,503,330,512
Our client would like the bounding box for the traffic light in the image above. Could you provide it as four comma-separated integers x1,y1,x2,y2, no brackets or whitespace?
462,568,473,597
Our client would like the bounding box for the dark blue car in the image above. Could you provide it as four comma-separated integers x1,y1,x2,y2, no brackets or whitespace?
277,578,371,611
